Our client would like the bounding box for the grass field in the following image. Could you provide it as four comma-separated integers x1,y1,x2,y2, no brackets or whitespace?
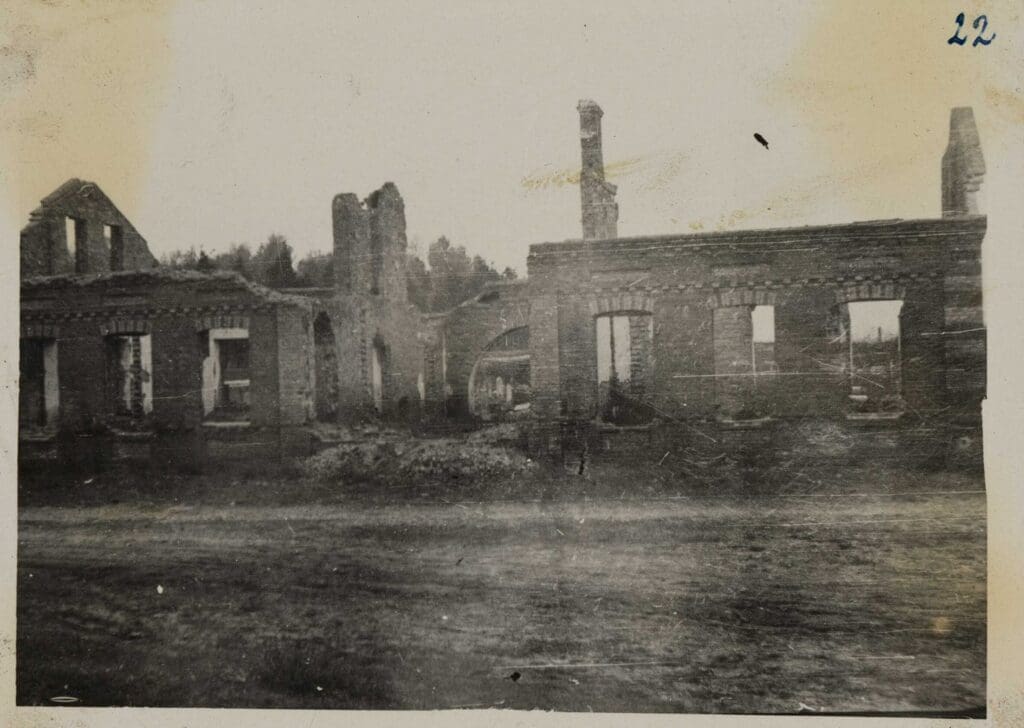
16,466,985,714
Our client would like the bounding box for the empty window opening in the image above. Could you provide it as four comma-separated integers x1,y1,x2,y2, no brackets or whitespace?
371,342,385,413
106,334,153,420
201,328,250,421
313,313,339,422
19,338,59,430
65,217,75,259
847,300,904,414
106,224,124,271
751,305,777,374
596,313,653,424
66,216,87,273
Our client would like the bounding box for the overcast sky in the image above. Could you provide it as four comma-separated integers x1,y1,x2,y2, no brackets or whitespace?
3,1,1020,276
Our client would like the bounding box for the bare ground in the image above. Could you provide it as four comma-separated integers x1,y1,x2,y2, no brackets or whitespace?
16,468,985,714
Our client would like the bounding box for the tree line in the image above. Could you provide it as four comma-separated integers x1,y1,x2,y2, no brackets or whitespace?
160,234,517,313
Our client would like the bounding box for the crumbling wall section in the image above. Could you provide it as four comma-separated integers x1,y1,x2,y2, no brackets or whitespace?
20,179,157,278
323,293,425,421
326,182,424,423
332,182,408,302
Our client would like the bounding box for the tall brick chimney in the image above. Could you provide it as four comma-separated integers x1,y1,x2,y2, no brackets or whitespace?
578,99,618,240
942,107,985,217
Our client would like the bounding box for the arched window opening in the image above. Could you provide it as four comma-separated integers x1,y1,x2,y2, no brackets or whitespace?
469,327,531,421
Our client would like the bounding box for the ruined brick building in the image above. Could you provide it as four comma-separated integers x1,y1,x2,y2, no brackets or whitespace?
19,179,426,464
433,102,987,462
19,102,987,466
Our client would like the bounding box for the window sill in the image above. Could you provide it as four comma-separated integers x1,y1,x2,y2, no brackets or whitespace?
593,420,657,433
716,416,774,430
202,420,252,429
19,429,58,443
845,411,905,424
109,429,155,441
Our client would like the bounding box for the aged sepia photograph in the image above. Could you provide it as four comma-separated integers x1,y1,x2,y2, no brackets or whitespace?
4,2,1023,724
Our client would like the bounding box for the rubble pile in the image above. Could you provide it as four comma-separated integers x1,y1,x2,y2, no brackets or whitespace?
304,427,534,486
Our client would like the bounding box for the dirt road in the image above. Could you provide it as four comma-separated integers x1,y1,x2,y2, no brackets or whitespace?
17,489,986,713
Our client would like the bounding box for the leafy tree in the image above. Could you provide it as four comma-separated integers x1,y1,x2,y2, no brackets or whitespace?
160,233,512,309
213,244,254,279
426,236,470,311
252,234,297,289
470,254,500,293
405,254,431,311
404,236,506,312
195,250,215,273
295,251,334,288
160,246,199,269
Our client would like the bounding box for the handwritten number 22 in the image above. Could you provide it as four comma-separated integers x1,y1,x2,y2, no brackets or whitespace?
949,12,996,46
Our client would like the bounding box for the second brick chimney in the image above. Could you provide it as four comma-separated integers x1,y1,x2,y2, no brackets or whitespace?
941,107,986,217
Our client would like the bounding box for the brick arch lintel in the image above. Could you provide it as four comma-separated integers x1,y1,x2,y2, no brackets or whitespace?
21,322,60,339
835,281,906,305
100,318,151,336
589,293,654,316
709,289,777,309
195,314,250,332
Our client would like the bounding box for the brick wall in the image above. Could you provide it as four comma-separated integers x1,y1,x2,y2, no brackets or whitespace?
248,312,280,428
276,307,315,425
527,287,561,419
712,306,753,415
651,292,715,416
526,216,986,428
559,297,598,418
